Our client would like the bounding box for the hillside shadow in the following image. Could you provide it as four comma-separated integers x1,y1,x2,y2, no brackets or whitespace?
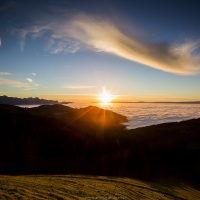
0,104,199,188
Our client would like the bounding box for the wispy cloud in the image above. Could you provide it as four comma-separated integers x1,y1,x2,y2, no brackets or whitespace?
65,15,200,75
0,77,39,90
26,78,33,83
31,73,36,76
63,85,95,89
0,72,12,75
16,25,80,53
15,14,200,75
0,38,2,47
47,38,80,54
0,78,25,88
16,25,49,51
23,83,40,91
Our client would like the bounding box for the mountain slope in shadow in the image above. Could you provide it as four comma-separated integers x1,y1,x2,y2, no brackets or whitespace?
0,104,199,189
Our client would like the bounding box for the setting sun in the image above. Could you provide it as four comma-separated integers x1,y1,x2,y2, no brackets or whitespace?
98,88,114,103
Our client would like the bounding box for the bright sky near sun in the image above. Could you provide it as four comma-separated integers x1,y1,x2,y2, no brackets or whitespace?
1,0,200,102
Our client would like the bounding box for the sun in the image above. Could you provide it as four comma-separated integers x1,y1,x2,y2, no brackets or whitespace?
97,88,114,103
99,93,112,103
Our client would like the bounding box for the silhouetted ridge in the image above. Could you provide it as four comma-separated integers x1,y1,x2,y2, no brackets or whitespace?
0,95,70,105
77,106,127,127
0,104,199,188
31,104,74,114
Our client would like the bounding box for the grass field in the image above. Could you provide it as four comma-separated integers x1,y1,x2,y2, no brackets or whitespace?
0,175,199,199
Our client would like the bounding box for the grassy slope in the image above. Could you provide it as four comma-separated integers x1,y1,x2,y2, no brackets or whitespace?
0,175,199,200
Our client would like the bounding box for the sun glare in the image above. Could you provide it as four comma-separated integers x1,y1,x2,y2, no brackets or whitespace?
98,88,114,103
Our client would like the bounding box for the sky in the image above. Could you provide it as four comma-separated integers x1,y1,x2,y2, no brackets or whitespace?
1,0,200,102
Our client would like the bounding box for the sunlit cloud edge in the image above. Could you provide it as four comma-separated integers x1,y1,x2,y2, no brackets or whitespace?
14,14,200,75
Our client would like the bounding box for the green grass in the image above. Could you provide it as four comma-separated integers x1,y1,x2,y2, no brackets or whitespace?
0,175,199,199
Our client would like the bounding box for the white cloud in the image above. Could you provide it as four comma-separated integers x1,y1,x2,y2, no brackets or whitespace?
15,14,200,75
0,72,12,75
63,85,95,89
26,78,33,83
31,73,36,76
65,15,200,75
0,38,2,47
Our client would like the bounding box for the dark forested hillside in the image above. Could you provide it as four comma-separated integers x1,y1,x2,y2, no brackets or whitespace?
0,104,199,188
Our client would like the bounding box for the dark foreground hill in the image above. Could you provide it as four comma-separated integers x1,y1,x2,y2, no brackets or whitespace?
0,104,199,189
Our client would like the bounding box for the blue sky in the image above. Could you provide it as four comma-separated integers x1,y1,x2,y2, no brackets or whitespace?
1,0,200,102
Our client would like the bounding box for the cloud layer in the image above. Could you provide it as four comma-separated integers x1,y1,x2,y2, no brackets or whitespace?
17,15,200,75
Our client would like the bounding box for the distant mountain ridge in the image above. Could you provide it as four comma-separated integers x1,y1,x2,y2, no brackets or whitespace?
0,95,70,105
